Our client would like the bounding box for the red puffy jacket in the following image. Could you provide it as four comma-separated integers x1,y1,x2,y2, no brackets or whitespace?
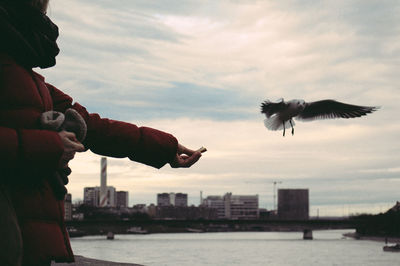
0,53,178,264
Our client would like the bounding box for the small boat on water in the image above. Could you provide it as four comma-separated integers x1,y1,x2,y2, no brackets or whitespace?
383,243,400,252
107,231,114,240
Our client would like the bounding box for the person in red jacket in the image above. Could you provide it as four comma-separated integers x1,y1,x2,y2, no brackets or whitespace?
0,0,203,264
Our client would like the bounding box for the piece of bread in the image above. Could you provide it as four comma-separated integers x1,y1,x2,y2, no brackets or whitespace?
197,147,207,153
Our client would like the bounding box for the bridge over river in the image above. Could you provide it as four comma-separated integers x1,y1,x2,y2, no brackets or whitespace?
66,218,359,239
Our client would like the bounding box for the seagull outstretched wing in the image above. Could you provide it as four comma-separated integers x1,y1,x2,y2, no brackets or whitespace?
260,99,288,118
296,100,378,121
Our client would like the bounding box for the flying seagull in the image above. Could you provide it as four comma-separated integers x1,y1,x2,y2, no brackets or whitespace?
260,99,379,136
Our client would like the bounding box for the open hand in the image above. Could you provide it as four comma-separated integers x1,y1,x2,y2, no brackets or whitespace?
170,144,205,168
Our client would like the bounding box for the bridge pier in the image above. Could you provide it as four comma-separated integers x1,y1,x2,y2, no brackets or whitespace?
303,229,313,240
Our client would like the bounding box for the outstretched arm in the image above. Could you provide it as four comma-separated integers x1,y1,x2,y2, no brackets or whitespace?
48,83,202,169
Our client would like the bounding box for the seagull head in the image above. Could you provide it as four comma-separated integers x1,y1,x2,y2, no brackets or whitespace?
288,99,306,111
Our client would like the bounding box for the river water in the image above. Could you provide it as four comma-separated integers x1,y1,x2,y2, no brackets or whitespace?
70,230,399,266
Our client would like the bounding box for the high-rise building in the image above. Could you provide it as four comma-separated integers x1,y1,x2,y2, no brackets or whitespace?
175,193,188,207
203,193,259,219
116,191,129,208
64,193,72,221
278,189,309,220
157,193,170,207
83,187,99,206
157,192,188,207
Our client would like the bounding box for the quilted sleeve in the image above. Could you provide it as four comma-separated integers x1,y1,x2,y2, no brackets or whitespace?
47,83,178,169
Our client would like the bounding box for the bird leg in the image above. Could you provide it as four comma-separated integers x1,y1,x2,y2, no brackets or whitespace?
289,119,294,135
282,122,286,137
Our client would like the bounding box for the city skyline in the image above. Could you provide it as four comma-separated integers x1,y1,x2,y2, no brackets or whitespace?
40,0,399,216
72,179,394,218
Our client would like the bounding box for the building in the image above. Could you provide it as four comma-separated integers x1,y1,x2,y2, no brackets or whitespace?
157,193,171,207
83,157,117,207
83,186,117,207
169,193,176,205
64,193,72,221
225,193,259,219
202,196,225,218
203,193,259,219
103,186,116,207
157,192,188,207
132,204,147,212
175,193,188,207
278,189,309,220
116,191,129,208
147,204,157,218
83,187,99,206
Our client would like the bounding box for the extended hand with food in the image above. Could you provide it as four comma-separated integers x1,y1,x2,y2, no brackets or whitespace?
170,144,206,168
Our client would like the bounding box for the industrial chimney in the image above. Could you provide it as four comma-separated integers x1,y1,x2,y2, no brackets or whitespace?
99,157,108,207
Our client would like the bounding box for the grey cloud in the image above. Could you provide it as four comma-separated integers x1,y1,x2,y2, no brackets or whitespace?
77,82,258,121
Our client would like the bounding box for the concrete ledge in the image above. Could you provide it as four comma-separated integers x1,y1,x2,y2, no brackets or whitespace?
52,255,143,266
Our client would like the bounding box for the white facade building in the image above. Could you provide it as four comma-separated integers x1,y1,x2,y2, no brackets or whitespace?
203,193,259,219
202,196,225,218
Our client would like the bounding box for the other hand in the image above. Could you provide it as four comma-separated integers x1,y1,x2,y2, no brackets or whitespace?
58,130,85,168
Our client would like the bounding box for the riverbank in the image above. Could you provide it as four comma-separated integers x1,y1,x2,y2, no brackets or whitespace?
52,255,143,266
343,232,400,243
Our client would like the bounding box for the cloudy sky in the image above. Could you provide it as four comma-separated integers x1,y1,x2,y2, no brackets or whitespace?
40,0,400,216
